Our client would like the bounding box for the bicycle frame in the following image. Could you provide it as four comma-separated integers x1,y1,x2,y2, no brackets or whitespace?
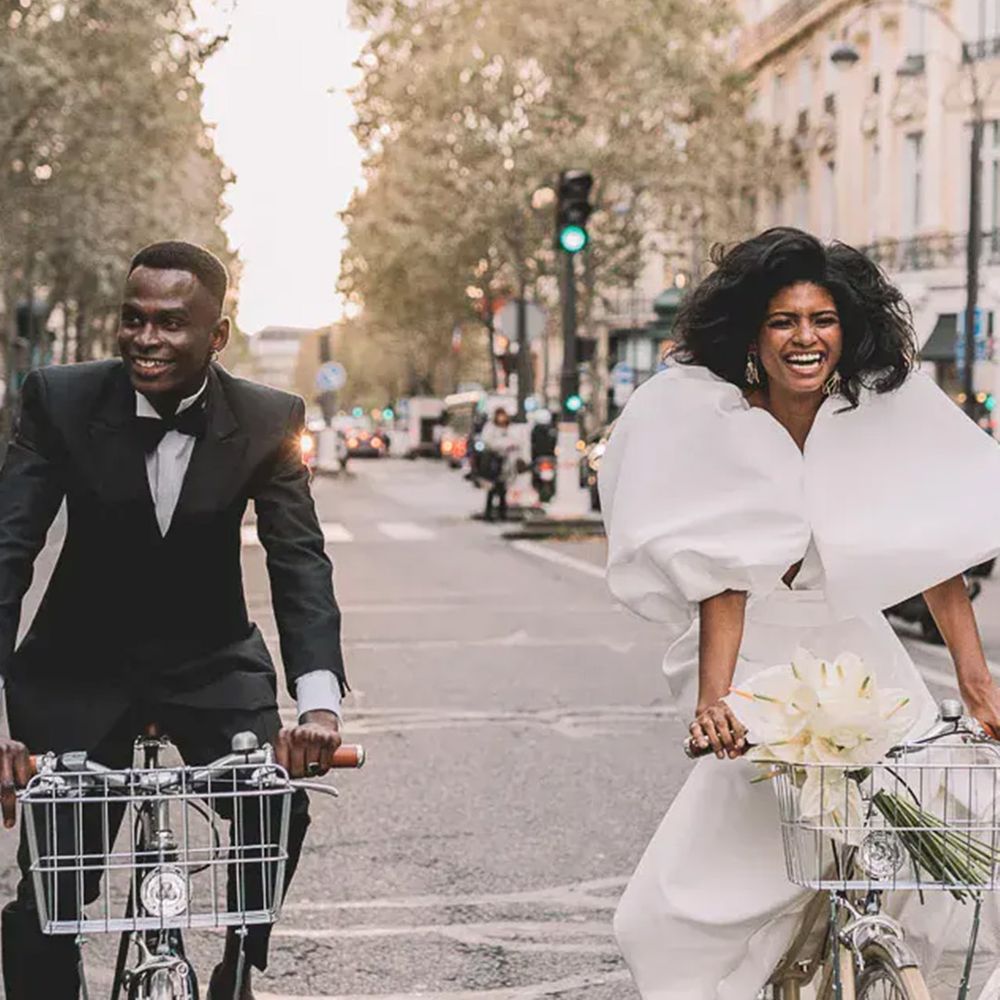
110,732,197,1000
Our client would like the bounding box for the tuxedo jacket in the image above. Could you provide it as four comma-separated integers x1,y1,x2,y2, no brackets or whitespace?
0,360,346,751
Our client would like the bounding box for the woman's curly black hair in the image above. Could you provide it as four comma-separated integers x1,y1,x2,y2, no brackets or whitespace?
671,227,916,409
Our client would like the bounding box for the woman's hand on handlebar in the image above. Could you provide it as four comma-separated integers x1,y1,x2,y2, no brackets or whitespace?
0,738,31,828
276,710,343,778
961,676,1000,739
689,700,747,760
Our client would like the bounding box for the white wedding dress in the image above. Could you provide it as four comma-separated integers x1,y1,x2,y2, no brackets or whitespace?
599,363,1000,1000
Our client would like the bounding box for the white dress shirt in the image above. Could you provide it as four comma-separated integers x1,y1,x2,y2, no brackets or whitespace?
137,382,342,721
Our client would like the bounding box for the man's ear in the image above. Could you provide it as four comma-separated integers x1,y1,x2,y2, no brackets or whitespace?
212,316,231,355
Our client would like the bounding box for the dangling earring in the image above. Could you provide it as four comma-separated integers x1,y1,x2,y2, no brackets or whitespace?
745,351,760,386
822,370,842,397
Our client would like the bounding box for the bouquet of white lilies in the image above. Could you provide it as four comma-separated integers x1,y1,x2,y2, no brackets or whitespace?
727,649,1000,896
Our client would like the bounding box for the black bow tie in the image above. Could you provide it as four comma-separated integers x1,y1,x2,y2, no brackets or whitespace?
135,403,208,453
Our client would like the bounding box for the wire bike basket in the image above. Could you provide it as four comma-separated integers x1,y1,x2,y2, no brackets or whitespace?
21,758,295,935
771,742,1000,896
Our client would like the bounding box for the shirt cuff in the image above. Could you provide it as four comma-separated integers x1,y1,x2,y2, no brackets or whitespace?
295,670,343,722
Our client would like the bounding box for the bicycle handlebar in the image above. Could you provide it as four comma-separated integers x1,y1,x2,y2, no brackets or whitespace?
23,742,365,786
681,700,995,760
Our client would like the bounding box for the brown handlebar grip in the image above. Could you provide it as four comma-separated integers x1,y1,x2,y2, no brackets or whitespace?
25,755,38,781
331,744,365,769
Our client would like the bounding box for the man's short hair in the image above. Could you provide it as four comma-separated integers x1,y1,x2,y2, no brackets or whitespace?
128,241,229,314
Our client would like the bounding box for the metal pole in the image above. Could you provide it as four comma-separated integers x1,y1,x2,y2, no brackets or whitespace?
560,251,578,420
963,51,984,421
516,280,529,420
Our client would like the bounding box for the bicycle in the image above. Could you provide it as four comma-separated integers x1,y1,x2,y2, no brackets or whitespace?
686,698,1000,999
17,726,365,1000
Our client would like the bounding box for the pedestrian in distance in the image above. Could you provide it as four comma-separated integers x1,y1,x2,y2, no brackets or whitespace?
0,241,348,1000
600,227,1000,997
480,407,521,522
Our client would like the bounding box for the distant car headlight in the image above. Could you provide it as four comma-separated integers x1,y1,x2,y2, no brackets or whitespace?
140,865,188,919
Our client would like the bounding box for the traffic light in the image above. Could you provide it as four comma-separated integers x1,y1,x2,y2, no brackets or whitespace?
556,170,593,254
382,407,395,420
986,394,997,413
352,406,364,418
564,393,583,414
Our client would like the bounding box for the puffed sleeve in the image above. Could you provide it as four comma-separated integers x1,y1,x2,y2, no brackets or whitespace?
599,365,812,626
808,370,1000,615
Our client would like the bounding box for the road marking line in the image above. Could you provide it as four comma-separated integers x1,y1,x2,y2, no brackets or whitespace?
322,522,354,543
378,521,435,541
510,539,606,580
284,876,626,913
257,970,632,1000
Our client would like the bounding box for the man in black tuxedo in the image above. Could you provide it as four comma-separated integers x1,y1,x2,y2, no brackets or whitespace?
0,241,348,998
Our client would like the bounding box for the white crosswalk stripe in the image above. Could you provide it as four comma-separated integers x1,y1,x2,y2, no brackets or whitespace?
321,522,355,543
242,522,354,546
377,521,436,541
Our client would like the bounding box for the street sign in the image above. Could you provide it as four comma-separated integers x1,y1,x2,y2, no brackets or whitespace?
611,362,635,385
497,301,547,343
316,361,347,392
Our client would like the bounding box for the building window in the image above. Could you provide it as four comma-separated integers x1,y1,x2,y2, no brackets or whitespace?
903,132,924,235
798,55,812,109
821,161,836,238
985,120,1000,234
904,5,927,56
972,0,1000,40
868,137,880,241
772,185,785,226
772,72,786,122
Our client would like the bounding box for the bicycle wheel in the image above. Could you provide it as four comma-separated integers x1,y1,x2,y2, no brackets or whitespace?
856,948,931,1000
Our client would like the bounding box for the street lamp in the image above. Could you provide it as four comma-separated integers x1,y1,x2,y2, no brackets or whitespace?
831,1,984,422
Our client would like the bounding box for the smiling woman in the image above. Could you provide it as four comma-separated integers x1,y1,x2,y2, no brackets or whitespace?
599,227,1000,999
671,227,916,410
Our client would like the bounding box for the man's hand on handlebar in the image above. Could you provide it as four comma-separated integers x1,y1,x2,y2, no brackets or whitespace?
689,700,748,760
0,737,31,827
276,710,343,778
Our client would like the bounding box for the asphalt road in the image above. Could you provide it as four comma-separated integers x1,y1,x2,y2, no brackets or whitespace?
2,457,999,999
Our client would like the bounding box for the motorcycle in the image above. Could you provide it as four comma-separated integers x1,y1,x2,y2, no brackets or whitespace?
532,454,556,503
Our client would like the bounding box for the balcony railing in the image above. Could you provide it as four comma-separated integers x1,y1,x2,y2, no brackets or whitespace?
963,36,1000,62
861,231,1000,272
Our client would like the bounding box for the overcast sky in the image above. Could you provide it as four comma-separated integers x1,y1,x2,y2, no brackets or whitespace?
196,0,366,333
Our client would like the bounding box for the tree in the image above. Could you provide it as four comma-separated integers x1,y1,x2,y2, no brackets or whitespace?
340,0,767,401
0,0,237,432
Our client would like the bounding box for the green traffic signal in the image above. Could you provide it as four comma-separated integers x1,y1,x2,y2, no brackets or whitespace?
382,407,395,420
565,393,583,413
352,406,364,418
987,395,997,413
558,224,588,254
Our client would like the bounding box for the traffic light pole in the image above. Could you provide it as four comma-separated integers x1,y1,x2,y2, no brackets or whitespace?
560,251,578,420
516,280,531,421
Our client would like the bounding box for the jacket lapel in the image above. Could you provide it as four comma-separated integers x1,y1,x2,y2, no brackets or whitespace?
171,365,249,524
87,363,156,513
